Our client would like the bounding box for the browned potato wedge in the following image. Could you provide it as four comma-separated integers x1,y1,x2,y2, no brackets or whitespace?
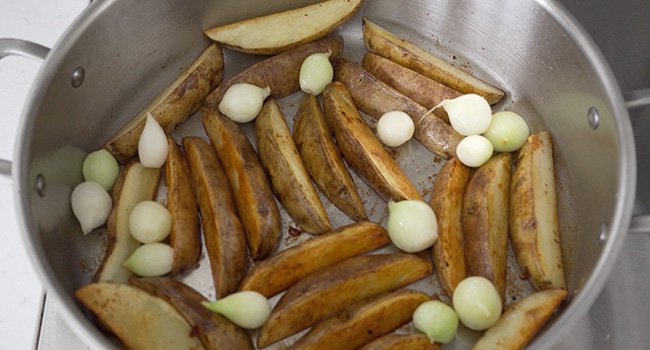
239,221,389,298
204,36,343,110
183,137,248,298
430,157,470,296
103,44,224,163
166,136,201,277
359,334,438,350
362,52,462,123
257,254,433,348
463,153,513,301
94,161,161,283
322,81,423,202
362,18,504,104
289,289,431,350
75,282,204,350
334,58,461,159
472,289,568,350
256,99,331,234
510,132,566,290
129,277,254,350
293,94,367,221
202,109,281,260
204,0,362,54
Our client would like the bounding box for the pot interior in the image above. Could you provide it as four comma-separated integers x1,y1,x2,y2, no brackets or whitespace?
15,0,633,349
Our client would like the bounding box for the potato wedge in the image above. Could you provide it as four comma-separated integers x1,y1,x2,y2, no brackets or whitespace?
510,132,566,290
129,277,254,350
166,136,201,277
361,52,462,123
362,18,504,104
293,94,367,221
75,282,204,350
183,137,248,298
204,0,362,54
430,157,470,296
204,36,343,110
239,221,389,298
257,254,433,348
103,44,224,163
94,161,161,283
334,58,461,159
256,99,331,234
202,109,281,260
289,289,430,350
472,289,568,350
463,153,513,301
359,334,437,350
322,81,423,202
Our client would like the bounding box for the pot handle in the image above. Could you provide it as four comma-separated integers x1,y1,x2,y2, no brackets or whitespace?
0,39,50,177
626,88,650,234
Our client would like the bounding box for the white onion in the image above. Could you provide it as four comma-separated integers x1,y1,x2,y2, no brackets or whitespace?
456,135,493,167
413,300,459,344
452,276,502,331
386,200,438,253
82,149,119,191
300,52,333,95
219,83,271,123
483,111,530,152
123,242,174,277
376,111,415,147
129,201,172,243
70,181,112,235
138,113,168,168
440,94,492,136
202,291,271,329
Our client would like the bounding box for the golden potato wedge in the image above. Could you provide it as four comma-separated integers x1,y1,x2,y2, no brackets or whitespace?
289,289,431,350
94,161,161,283
359,334,438,350
204,0,362,54
430,157,470,296
166,136,201,277
75,282,204,350
204,36,343,110
510,132,566,290
293,94,367,221
256,99,331,234
257,254,433,348
361,52,462,123
334,58,461,159
362,18,504,104
129,277,254,350
463,153,513,301
322,81,423,202
183,137,248,298
103,44,224,164
202,109,281,260
239,221,389,298
472,289,568,350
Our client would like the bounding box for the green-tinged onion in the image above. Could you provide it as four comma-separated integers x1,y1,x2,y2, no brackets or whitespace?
483,111,530,152
452,276,502,331
123,242,173,277
413,300,459,344
202,291,271,329
440,94,492,136
138,113,168,168
386,200,438,253
219,83,271,123
70,181,112,235
456,135,493,168
129,201,172,243
300,52,333,95
82,149,119,191
376,111,415,147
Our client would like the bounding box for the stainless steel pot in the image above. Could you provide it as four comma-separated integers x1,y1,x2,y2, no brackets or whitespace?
0,0,645,348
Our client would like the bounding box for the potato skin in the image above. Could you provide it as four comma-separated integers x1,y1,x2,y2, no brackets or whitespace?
104,44,224,164
257,254,433,348
463,153,513,301
293,94,367,221
204,35,343,110
256,99,331,234
239,221,390,298
334,58,461,159
430,157,469,296
289,289,431,350
322,81,423,202
359,334,438,350
129,277,254,350
166,136,201,277
183,137,248,298
202,109,281,260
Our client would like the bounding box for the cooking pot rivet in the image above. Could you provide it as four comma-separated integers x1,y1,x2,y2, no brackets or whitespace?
587,107,600,130
71,67,85,88
599,223,608,243
35,174,46,197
